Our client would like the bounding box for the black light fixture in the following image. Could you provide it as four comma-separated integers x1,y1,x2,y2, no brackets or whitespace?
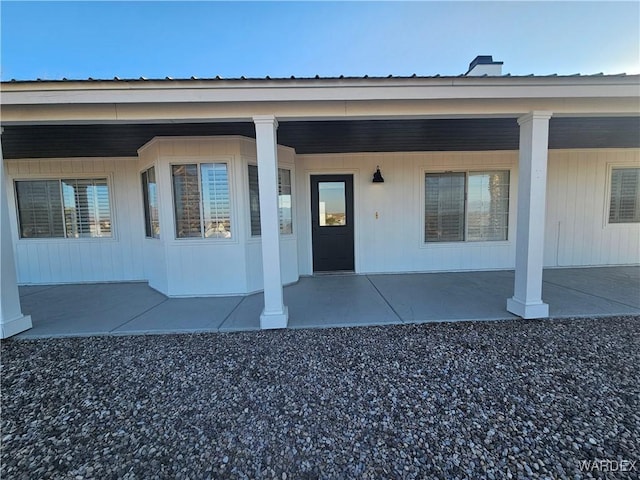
372,166,385,183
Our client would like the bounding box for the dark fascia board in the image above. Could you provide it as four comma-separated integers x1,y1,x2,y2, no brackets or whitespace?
1,117,638,159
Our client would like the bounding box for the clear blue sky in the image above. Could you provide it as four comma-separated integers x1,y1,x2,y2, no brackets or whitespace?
1,1,638,81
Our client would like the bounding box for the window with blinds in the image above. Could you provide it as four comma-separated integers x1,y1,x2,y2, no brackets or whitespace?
425,170,510,243
425,173,465,242
15,178,112,239
172,164,202,238
278,168,293,234
171,163,231,239
609,168,640,224
15,180,65,238
248,165,261,236
201,163,231,238
467,171,510,241
141,166,160,238
247,165,293,236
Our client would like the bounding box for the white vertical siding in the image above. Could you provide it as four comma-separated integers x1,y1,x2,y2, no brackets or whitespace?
8,143,637,293
296,150,519,275
6,157,145,284
545,149,640,267
295,148,640,276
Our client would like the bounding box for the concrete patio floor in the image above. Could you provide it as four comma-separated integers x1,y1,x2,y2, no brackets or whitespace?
13,266,640,339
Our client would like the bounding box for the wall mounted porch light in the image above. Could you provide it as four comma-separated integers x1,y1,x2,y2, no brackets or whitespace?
372,166,385,183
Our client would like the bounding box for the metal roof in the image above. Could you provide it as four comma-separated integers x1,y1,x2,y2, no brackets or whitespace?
2,72,632,84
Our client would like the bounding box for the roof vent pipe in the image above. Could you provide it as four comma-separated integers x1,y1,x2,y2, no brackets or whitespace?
465,55,503,76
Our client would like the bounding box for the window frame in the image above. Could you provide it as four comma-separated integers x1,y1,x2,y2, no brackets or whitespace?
141,165,160,239
606,165,640,225
13,175,116,241
423,169,511,244
170,160,234,241
247,163,295,237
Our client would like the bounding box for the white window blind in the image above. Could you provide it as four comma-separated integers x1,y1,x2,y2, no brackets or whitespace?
609,168,640,223
172,163,231,239
425,170,510,243
425,173,466,242
15,179,111,239
201,163,231,238
15,180,65,238
247,165,293,236
62,179,111,238
248,165,261,236
278,168,293,234
172,164,202,238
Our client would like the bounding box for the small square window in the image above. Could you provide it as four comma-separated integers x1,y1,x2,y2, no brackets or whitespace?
609,168,640,223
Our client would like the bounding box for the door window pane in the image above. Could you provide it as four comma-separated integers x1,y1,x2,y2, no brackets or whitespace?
318,181,346,226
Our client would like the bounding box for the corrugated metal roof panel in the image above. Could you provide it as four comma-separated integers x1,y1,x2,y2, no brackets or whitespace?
3,72,635,83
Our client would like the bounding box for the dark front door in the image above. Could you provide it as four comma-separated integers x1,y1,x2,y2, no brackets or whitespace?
311,174,355,272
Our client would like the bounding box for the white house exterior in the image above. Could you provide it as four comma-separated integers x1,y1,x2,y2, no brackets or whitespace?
1,57,639,337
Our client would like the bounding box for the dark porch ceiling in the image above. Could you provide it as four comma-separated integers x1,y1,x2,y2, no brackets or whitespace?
2,117,638,159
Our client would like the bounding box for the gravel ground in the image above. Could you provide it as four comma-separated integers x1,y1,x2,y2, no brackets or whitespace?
1,316,639,480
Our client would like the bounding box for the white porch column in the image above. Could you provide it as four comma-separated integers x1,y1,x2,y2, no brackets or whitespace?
507,111,553,319
0,129,32,338
253,115,288,329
